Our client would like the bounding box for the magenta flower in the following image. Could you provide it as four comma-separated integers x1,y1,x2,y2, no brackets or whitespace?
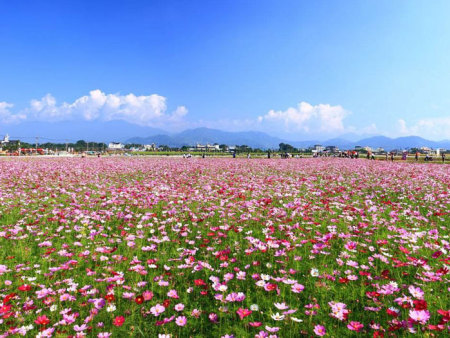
347,321,363,332
236,307,252,320
314,324,326,336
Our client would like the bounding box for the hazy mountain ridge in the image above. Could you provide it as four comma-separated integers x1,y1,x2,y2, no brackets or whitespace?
2,121,449,150
126,128,450,150
127,127,287,149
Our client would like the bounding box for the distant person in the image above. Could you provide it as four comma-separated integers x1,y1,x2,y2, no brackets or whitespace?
415,152,419,161
442,153,446,163
247,153,251,159
385,153,388,161
390,152,394,162
202,153,205,159
233,152,236,158
267,151,271,159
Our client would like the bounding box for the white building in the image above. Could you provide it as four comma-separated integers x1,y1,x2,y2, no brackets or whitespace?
189,143,220,151
1,134,10,144
314,144,325,152
108,142,125,150
144,143,157,151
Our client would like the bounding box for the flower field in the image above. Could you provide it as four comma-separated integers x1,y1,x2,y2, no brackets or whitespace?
0,158,448,337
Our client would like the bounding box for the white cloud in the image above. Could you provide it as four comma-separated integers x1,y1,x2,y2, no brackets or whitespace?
21,90,187,127
257,101,350,133
169,105,188,121
397,117,450,140
0,101,26,124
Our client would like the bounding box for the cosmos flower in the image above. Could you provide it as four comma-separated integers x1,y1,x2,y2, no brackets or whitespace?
113,316,125,327
151,304,166,316
314,324,326,336
271,313,285,321
274,302,289,310
175,316,187,326
409,309,430,324
236,308,252,320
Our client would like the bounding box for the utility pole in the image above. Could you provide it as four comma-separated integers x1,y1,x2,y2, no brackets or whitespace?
35,136,39,155
86,141,89,152
65,140,68,152
18,141,21,157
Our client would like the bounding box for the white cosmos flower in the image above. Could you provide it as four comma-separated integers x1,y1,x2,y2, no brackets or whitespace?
271,312,285,321
261,274,271,281
310,268,319,277
255,280,266,287
250,304,259,311
291,317,303,323
106,304,116,312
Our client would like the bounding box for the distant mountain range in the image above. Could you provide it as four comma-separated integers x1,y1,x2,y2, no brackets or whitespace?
1,121,449,150
127,128,286,149
127,127,450,151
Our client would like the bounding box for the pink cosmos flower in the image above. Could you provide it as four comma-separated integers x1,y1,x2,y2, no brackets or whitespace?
408,285,424,299
409,309,430,325
142,290,154,301
150,304,166,316
174,303,185,311
209,313,219,323
167,289,179,299
97,333,112,338
175,315,187,326
274,302,289,310
191,309,201,318
38,328,55,337
344,241,357,251
291,283,304,293
314,324,326,336
347,321,363,332
74,324,88,332
265,326,280,332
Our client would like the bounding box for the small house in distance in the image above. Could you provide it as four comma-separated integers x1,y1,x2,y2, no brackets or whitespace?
108,142,125,150
143,143,157,151
189,143,220,152
314,144,325,152
325,146,339,153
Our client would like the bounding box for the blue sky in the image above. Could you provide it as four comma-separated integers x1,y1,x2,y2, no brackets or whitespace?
1,0,450,140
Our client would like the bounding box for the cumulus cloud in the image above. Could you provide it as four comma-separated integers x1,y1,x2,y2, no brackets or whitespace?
397,117,450,140
257,101,350,133
0,101,26,124
19,90,187,127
